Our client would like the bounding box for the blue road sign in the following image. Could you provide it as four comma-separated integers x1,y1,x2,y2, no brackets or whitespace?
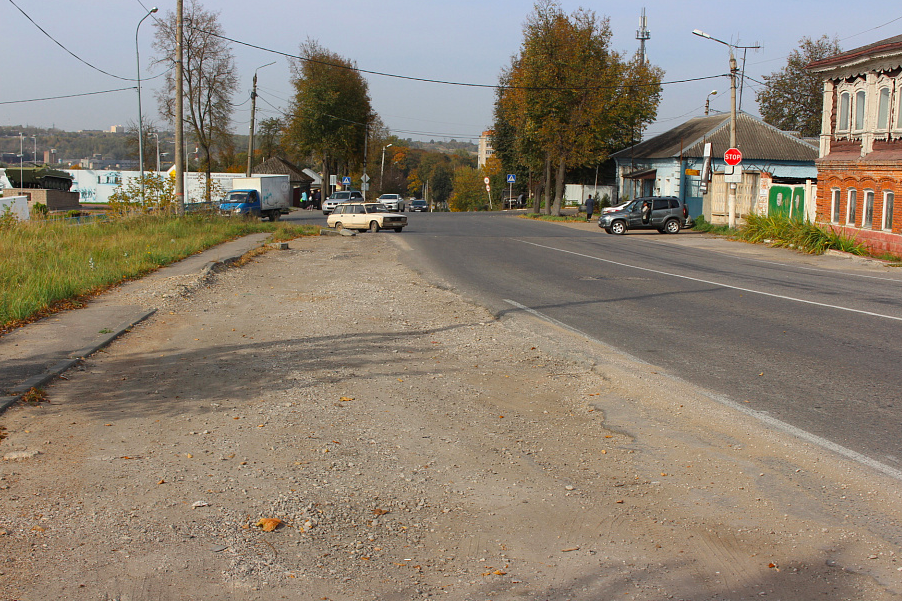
341,176,352,186
506,174,516,183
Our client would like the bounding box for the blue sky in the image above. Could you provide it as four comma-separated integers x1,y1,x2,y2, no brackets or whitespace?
4,0,901,143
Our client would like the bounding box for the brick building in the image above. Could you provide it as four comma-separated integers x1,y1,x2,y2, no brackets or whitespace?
807,35,902,256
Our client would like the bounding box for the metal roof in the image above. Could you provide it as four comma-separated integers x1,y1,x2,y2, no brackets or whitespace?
806,34,902,73
612,112,818,162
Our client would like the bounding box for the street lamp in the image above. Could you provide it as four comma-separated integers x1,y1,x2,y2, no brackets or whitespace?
136,6,158,205
18,132,23,188
705,90,718,116
692,29,758,228
380,143,392,191
31,136,37,165
151,132,160,172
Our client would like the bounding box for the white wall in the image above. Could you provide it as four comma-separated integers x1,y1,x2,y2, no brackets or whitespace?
0,195,29,221
64,169,242,204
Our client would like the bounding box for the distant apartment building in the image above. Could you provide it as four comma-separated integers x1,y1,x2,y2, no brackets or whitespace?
109,125,125,133
477,130,494,168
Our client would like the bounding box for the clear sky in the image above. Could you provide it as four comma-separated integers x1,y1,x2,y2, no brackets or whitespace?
4,0,901,144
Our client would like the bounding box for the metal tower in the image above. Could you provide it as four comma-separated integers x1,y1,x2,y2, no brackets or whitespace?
637,8,650,64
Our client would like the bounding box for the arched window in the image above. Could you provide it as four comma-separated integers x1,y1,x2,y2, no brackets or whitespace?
877,87,891,131
838,92,851,131
854,90,867,130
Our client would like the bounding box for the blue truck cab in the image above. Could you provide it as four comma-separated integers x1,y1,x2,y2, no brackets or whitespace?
220,189,265,218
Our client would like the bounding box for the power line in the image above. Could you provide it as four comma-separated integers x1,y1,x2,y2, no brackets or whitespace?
196,25,722,92
8,0,167,82
0,86,137,105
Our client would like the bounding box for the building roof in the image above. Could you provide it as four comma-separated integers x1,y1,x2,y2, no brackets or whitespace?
253,156,314,183
806,34,902,74
611,112,818,162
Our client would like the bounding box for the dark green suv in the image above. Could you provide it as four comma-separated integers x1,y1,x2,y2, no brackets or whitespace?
598,196,690,235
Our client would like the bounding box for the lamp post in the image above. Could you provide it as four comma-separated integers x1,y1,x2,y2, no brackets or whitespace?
18,133,23,188
692,30,758,229
705,90,718,116
151,132,160,172
380,143,392,191
31,135,37,165
246,61,276,177
136,6,158,205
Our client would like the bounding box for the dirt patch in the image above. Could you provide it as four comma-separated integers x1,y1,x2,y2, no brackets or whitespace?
1,234,900,600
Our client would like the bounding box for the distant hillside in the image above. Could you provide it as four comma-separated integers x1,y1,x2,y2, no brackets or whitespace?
406,138,477,155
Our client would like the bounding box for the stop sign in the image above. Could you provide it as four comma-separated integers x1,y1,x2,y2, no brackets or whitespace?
724,148,742,166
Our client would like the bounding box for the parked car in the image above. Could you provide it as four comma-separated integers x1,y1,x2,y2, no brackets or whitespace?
408,199,428,212
598,196,690,234
327,202,408,232
322,190,363,215
377,193,405,212
602,201,630,214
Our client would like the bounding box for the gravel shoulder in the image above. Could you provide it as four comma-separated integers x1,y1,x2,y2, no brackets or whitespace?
1,233,901,600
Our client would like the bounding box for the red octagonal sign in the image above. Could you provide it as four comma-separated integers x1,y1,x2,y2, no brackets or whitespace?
724,147,742,166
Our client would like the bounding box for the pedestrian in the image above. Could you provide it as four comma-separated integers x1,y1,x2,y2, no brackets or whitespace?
641,199,651,224
312,189,321,210
585,194,595,222
301,190,308,209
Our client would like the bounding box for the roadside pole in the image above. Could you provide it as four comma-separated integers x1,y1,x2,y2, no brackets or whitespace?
728,54,738,229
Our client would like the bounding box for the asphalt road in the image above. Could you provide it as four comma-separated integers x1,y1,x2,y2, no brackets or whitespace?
391,210,902,471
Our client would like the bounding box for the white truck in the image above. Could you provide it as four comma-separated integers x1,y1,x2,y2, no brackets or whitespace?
219,175,291,221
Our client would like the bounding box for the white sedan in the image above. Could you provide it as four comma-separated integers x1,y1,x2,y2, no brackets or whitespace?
327,202,408,233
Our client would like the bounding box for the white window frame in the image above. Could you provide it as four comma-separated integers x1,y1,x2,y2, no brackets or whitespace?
831,188,841,223
877,86,892,133
884,190,896,231
837,91,851,133
847,188,858,226
853,89,868,132
863,189,875,229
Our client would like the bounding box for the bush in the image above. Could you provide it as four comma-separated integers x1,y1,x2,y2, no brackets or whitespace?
737,213,867,255
30,203,48,219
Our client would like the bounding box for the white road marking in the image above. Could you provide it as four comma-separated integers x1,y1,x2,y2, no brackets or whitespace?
519,240,902,321
503,297,902,483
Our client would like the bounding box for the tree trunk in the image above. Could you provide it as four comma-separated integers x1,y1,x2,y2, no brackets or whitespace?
552,157,565,216
322,153,330,202
542,155,552,215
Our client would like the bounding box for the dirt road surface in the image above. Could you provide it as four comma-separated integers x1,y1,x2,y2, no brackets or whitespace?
2,233,901,600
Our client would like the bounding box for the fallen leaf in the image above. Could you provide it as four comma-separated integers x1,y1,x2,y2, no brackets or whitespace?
185,453,193,459
493,570,507,575
256,518,282,532
339,397,354,402
31,526,46,532
601,450,607,454
373,508,390,516
616,500,624,504
157,479,166,485
561,547,580,552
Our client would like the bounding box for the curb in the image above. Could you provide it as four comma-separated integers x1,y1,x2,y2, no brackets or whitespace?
0,309,156,414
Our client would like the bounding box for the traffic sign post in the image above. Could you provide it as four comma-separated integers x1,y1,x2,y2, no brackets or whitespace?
506,174,516,209
341,176,352,187
723,148,741,229
724,148,742,166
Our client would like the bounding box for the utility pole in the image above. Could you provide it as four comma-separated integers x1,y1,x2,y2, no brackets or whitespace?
174,0,184,214
728,53,738,229
692,30,758,230
246,72,258,177
636,8,650,64
246,62,275,177
362,121,369,201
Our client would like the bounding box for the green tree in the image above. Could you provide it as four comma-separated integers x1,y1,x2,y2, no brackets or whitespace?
108,172,176,213
449,166,487,211
257,117,284,162
284,40,374,196
153,0,238,200
758,36,841,137
493,0,662,215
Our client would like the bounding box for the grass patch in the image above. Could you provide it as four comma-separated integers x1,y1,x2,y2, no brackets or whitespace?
736,213,867,255
521,212,587,222
689,215,737,236
0,214,318,331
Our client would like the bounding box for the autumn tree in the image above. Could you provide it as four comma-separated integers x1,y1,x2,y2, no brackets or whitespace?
257,117,284,162
284,40,374,195
494,1,662,215
153,0,238,200
757,36,841,137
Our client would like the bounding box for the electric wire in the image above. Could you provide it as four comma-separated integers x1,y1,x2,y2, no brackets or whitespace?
194,25,723,92
8,0,169,82
0,86,137,105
